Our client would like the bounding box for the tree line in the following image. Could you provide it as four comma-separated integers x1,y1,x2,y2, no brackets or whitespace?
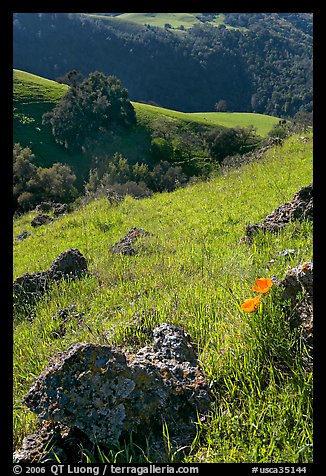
13,13,312,118
14,70,266,213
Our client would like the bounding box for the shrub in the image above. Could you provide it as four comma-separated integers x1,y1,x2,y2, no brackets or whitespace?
150,137,174,162
207,126,260,162
107,181,153,199
268,125,288,140
13,144,78,212
150,161,188,192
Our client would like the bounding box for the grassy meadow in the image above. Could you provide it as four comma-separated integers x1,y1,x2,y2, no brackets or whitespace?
82,13,238,30
133,103,280,138
13,133,313,463
13,69,69,103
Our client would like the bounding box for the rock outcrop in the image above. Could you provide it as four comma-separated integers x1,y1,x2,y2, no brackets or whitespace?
35,201,69,216
280,262,313,346
110,227,151,256
31,214,53,227
13,249,88,309
14,324,210,462
15,231,32,242
241,183,313,243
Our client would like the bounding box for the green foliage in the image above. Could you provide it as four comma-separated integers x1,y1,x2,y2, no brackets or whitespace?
31,163,78,202
97,13,232,30
13,133,313,462
84,153,188,197
13,13,312,116
56,69,84,87
150,137,174,161
13,69,69,103
150,161,187,192
134,103,280,138
43,71,136,151
207,126,260,162
215,99,228,112
13,143,78,212
13,70,280,192
268,126,288,140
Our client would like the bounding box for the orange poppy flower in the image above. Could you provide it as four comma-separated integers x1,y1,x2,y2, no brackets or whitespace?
241,295,261,312
301,262,311,273
252,278,273,294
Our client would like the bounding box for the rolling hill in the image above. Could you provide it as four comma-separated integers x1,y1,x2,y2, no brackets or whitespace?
13,13,313,116
83,13,239,30
13,69,280,187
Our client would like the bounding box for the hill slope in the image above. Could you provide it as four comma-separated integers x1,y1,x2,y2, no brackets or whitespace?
13,132,313,462
84,13,238,30
13,69,280,182
13,13,312,116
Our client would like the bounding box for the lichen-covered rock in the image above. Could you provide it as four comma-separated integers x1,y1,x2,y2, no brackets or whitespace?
151,322,197,363
22,324,210,451
281,262,313,303
241,184,313,243
53,203,68,217
48,248,88,280
13,271,50,307
15,231,32,242
31,214,53,227
12,422,92,464
110,227,151,256
35,201,69,216
13,249,88,310
280,262,313,345
107,190,124,205
13,422,67,464
35,201,57,213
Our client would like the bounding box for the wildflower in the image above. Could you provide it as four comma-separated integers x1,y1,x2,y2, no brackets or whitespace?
301,262,311,273
241,295,261,312
252,277,273,294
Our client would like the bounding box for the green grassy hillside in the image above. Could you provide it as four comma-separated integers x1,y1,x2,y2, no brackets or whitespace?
14,69,279,137
13,69,281,188
85,13,234,30
134,103,280,138
13,69,69,103
13,70,89,181
13,133,313,463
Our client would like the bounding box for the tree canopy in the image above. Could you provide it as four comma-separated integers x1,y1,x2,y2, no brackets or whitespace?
43,71,136,150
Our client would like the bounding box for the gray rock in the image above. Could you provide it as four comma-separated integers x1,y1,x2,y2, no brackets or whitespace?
35,201,57,213
48,248,88,280
107,190,124,206
110,228,151,256
31,214,53,227
13,423,67,464
280,262,313,345
13,249,88,310
279,249,295,257
15,231,32,242
35,201,69,216
13,271,51,307
53,203,68,217
21,324,210,451
240,184,313,243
